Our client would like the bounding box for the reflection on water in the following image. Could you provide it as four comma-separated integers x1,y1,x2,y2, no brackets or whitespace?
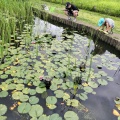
32,17,64,40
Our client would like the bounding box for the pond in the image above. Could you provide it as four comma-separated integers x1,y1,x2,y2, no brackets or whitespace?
0,17,120,120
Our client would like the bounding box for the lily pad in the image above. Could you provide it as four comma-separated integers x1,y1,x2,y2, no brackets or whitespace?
49,114,62,120
46,96,57,105
0,104,7,116
29,105,43,118
38,115,49,120
98,79,108,85
36,87,46,94
0,116,7,120
0,91,8,98
79,93,88,101
64,111,79,120
20,95,29,102
84,86,93,93
12,92,23,100
18,102,31,114
54,90,64,98
88,81,98,88
29,96,39,104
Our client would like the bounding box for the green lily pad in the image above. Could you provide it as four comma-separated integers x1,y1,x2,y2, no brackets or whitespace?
88,81,98,88
64,111,79,120
66,81,73,88
8,84,16,90
0,116,7,120
0,104,7,116
0,91,8,98
79,93,88,101
29,96,39,104
54,90,64,98
38,115,49,120
20,95,29,102
16,84,24,90
0,75,8,79
18,102,31,114
50,84,58,91
22,88,30,94
106,76,114,81
84,86,93,93
98,79,108,85
46,96,57,105
29,105,43,118
36,86,46,93
63,93,70,101
49,114,62,120
29,89,36,95
12,92,23,100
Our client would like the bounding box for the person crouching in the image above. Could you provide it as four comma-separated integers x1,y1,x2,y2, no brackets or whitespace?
64,2,79,22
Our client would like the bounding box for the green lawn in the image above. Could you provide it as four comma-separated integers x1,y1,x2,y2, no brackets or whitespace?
42,0,120,17
31,0,120,34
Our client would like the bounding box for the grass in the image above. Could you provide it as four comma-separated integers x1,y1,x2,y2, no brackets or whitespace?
0,0,33,59
30,0,120,34
42,0,120,17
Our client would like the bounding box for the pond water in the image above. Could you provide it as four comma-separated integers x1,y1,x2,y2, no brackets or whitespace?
0,17,120,120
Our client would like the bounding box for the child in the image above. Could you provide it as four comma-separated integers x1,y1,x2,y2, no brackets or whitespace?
64,2,79,21
98,18,115,34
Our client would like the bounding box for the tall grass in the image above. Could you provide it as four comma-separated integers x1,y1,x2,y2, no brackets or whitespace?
0,0,33,59
43,0,120,17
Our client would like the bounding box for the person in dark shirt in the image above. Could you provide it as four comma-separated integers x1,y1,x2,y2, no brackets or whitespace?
64,2,79,21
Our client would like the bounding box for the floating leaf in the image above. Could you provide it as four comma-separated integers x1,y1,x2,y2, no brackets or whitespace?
116,104,120,110
113,109,120,117
29,89,36,95
29,105,43,117
50,84,58,91
66,82,73,88
70,99,79,107
12,92,23,100
18,103,31,114
46,96,57,105
54,90,64,98
16,84,24,90
29,96,39,104
49,114,62,120
0,91,8,98
47,104,56,109
107,76,114,81
0,116,7,120
98,79,108,85
20,95,29,102
79,93,88,101
0,104,7,116
88,81,98,88
114,97,120,104
82,82,88,87
63,93,70,101
38,115,49,120
84,86,93,93
36,87,46,93
8,84,16,90
64,111,79,120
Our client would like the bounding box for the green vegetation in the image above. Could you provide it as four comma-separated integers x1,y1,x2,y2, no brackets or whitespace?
43,0,120,17
31,0,120,33
0,0,33,59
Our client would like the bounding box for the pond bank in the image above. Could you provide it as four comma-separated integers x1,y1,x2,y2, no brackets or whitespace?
32,8,120,51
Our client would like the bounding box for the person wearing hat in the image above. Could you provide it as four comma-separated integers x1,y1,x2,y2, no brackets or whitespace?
97,18,115,34
64,2,79,21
